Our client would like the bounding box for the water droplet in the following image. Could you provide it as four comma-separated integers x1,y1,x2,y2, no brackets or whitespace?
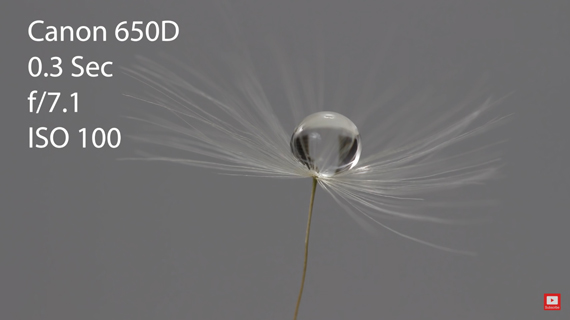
290,112,361,177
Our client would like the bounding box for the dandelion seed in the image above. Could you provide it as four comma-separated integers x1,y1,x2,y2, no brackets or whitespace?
123,49,508,319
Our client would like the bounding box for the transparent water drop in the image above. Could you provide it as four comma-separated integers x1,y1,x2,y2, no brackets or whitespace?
290,112,361,177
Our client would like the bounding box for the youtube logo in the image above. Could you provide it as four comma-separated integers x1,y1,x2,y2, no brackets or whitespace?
544,293,561,310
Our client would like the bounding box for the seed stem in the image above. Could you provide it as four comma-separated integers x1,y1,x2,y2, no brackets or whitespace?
294,177,318,320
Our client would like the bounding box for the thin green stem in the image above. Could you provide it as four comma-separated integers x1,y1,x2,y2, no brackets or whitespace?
294,177,318,320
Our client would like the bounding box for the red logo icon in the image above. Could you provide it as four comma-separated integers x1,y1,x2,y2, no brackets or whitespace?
544,293,561,310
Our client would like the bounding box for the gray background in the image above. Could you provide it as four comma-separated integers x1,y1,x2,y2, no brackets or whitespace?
2,0,569,319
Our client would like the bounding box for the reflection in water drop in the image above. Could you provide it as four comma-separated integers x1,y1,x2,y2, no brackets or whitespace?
290,112,361,177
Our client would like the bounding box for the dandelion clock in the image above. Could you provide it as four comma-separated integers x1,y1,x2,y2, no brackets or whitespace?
124,34,509,319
